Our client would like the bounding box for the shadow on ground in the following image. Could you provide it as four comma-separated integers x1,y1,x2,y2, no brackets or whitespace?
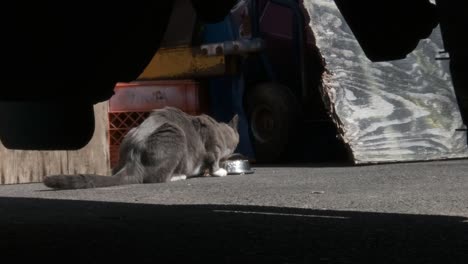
1,197,467,263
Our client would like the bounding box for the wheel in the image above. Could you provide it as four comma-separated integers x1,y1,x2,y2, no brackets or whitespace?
245,82,301,163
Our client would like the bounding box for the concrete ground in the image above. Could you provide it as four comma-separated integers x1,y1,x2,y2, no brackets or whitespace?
1,159,467,263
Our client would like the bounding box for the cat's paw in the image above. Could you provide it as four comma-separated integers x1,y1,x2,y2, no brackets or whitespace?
212,168,228,177
171,175,187,182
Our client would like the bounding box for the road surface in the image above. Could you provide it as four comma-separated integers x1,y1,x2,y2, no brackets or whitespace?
1,160,467,263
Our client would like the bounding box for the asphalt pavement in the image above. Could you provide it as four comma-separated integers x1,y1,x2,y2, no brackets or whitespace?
1,159,467,263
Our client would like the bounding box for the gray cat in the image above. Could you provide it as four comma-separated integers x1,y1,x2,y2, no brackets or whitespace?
43,107,239,189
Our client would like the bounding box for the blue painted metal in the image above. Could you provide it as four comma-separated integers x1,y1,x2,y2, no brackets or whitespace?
201,0,308,160
202,16,255,159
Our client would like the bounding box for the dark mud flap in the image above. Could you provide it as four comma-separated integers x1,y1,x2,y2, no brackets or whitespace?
302,0,468,164
333,0,438,62
0,102,95,150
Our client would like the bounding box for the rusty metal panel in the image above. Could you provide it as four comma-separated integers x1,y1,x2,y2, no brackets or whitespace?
303,0,468,164
137,0,228,80
137,46,227,80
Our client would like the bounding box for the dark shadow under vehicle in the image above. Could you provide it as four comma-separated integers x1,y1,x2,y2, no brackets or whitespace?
1,197,467,263
0,0,236,150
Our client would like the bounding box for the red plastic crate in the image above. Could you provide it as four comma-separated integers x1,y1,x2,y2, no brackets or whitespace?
109,80,207,113
108,80,207,168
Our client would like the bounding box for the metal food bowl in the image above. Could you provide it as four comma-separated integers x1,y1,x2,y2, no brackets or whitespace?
221,154,255,175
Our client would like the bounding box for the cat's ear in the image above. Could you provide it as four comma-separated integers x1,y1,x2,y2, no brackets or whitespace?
228,114,239,131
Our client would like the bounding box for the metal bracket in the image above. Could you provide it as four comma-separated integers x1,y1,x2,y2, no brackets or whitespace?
200,38,264,56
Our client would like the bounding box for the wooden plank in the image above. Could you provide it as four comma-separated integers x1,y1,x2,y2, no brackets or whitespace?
303,0,468,164
0,102,110,185
66,102,111,175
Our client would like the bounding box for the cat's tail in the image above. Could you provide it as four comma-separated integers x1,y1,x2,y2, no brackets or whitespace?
43,167,129,190
43,174,121,189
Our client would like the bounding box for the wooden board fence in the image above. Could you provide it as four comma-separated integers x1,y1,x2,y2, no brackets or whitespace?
0,102,110,185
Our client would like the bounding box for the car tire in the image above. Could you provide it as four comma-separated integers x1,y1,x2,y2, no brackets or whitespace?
245,82,301,163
